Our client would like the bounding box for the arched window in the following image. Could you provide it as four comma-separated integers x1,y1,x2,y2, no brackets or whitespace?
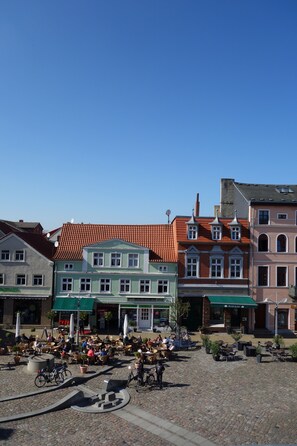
258,234,268,252
277,234,287,252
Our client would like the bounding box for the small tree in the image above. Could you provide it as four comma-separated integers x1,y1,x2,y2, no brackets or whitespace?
104,311,113,332
169,299,190,338
46,310,56,332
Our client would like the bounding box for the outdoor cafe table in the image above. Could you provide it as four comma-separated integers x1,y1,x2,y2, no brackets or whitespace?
244,345,256,357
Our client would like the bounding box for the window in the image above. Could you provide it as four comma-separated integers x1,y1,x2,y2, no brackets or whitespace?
64,263,74,270
0,274,4,285
277,213,287,220
209,306,224,324
159,265,168,272
33,275,43,286
158,280,168,293
212,226,222,241
120,279,131,293
277,234,287,252
80,278,91,292
258,234,268,252
188,225,198,240
259,210,269,225
62,278,73,291
16,274,26,285
186,255,199,277
140,280,150,293
15,250,25,261
229,258,242,278
1,250,10,261
258,266,268,286
111,252,121,267
141,308,149,320
230,226,241,241
128,253,139,268
210,257,223,278
93,252,104,267
277,267,287,287
100,278,111,293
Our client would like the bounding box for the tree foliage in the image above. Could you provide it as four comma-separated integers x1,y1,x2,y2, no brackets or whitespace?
169,299,190,330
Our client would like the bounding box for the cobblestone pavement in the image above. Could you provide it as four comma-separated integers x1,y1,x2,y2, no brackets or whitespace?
1,348,297,446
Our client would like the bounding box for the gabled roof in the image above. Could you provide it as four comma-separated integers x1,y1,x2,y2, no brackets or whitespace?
54,223,177,262
0,220,43,234
173,216,250,244
0,232,56,260
234,182,297,204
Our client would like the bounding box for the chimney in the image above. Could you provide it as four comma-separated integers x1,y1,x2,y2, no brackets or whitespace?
195,193,200,217
19,219,24,222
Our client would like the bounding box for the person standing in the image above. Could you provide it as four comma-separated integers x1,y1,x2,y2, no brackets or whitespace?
155,360,165,389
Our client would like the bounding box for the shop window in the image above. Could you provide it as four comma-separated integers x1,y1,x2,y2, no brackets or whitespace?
209,306,224,324
13,300,41,325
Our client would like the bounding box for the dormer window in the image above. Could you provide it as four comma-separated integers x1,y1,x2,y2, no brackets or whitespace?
186,214,198,240
229,211,241,241
210,212,222,240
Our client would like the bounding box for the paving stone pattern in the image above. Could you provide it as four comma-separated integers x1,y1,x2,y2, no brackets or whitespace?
0,349,297,446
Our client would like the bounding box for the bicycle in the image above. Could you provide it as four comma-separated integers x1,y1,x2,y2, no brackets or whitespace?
34,365,65,387
56,362,72,379
127,365,156,390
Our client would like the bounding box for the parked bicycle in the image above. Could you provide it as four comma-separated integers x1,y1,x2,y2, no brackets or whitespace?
127,365,156,389
34,364,65,387
56,362,72,379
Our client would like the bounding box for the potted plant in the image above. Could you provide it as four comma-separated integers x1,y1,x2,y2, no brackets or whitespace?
289,343,297,361
104,311,113,332
201,334,211,354
129,320,137,332
12,345,21,365
255,345,262,363
273,334,284,349
210,341,221,361
79,354,88,373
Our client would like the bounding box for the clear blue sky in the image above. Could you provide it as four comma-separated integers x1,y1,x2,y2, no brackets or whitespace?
1,1,296,230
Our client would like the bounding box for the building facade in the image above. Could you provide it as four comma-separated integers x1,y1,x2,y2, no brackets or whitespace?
53,223,177,332
220,179,297,333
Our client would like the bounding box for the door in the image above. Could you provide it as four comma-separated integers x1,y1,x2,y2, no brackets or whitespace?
278,309,288,329
255,303,266,329
139,308,151,330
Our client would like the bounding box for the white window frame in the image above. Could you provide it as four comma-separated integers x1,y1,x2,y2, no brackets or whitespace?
186,255,199,278
100,278,111,293
187,225,198,240
0,273,4,285
62,277,73,292
212,225,222,241
258,266,269,287
259,210,270,225
120,279,131,293
276,234,287,253
15,250,25,261
93,252,104,267
210,257,224,278
140,280,150,293
80,278,91,292
276,266,287,287
111,252,121,267
159,265,168,272
158,280,169,294
64,263,74,271
33,275,43,286
277,213,288,220
229,257,242,278
1,250,10,261
230,226,241,241
16,274,26,286
128,253,139,268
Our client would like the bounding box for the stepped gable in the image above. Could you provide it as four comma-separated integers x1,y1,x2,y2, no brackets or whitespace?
173,216,250,244
234,182,297,204
54,223,177,263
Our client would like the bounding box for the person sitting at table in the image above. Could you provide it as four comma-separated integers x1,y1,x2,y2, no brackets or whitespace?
87,346,95,364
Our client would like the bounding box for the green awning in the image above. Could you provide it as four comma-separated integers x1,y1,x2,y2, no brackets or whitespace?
207,296,257,308
53,297,95,312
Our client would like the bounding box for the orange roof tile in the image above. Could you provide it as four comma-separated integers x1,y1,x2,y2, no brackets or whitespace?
54,223,177,263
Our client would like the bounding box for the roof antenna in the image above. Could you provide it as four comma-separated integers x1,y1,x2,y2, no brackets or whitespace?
165,209,171,224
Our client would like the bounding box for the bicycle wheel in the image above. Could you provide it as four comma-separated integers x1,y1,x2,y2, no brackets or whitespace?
34,373,47,388
55,372,64,385
146,373,155,386
63,369,72,378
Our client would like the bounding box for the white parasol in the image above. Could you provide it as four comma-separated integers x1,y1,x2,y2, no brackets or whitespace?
15,312,21,340
69,313,75,339
123,314,128,338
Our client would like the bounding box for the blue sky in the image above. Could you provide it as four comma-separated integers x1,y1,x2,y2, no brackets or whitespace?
1,1,296,230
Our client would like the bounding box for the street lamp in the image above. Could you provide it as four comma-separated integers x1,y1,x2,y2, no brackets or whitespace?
264,297,287,337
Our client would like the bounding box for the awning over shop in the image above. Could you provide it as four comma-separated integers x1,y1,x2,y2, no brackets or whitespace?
53,297,95,312
207,296,257,308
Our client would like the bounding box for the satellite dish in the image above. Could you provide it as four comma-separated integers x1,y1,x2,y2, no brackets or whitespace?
70,218,74,224
54,241,59,248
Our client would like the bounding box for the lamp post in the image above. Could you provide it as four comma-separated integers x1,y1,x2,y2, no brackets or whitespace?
264,297,287,337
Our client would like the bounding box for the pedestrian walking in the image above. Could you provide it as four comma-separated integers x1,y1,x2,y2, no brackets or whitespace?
155,360,165,389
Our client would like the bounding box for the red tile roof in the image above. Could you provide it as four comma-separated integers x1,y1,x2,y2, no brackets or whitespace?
54,223,177,262
173,216,250,244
